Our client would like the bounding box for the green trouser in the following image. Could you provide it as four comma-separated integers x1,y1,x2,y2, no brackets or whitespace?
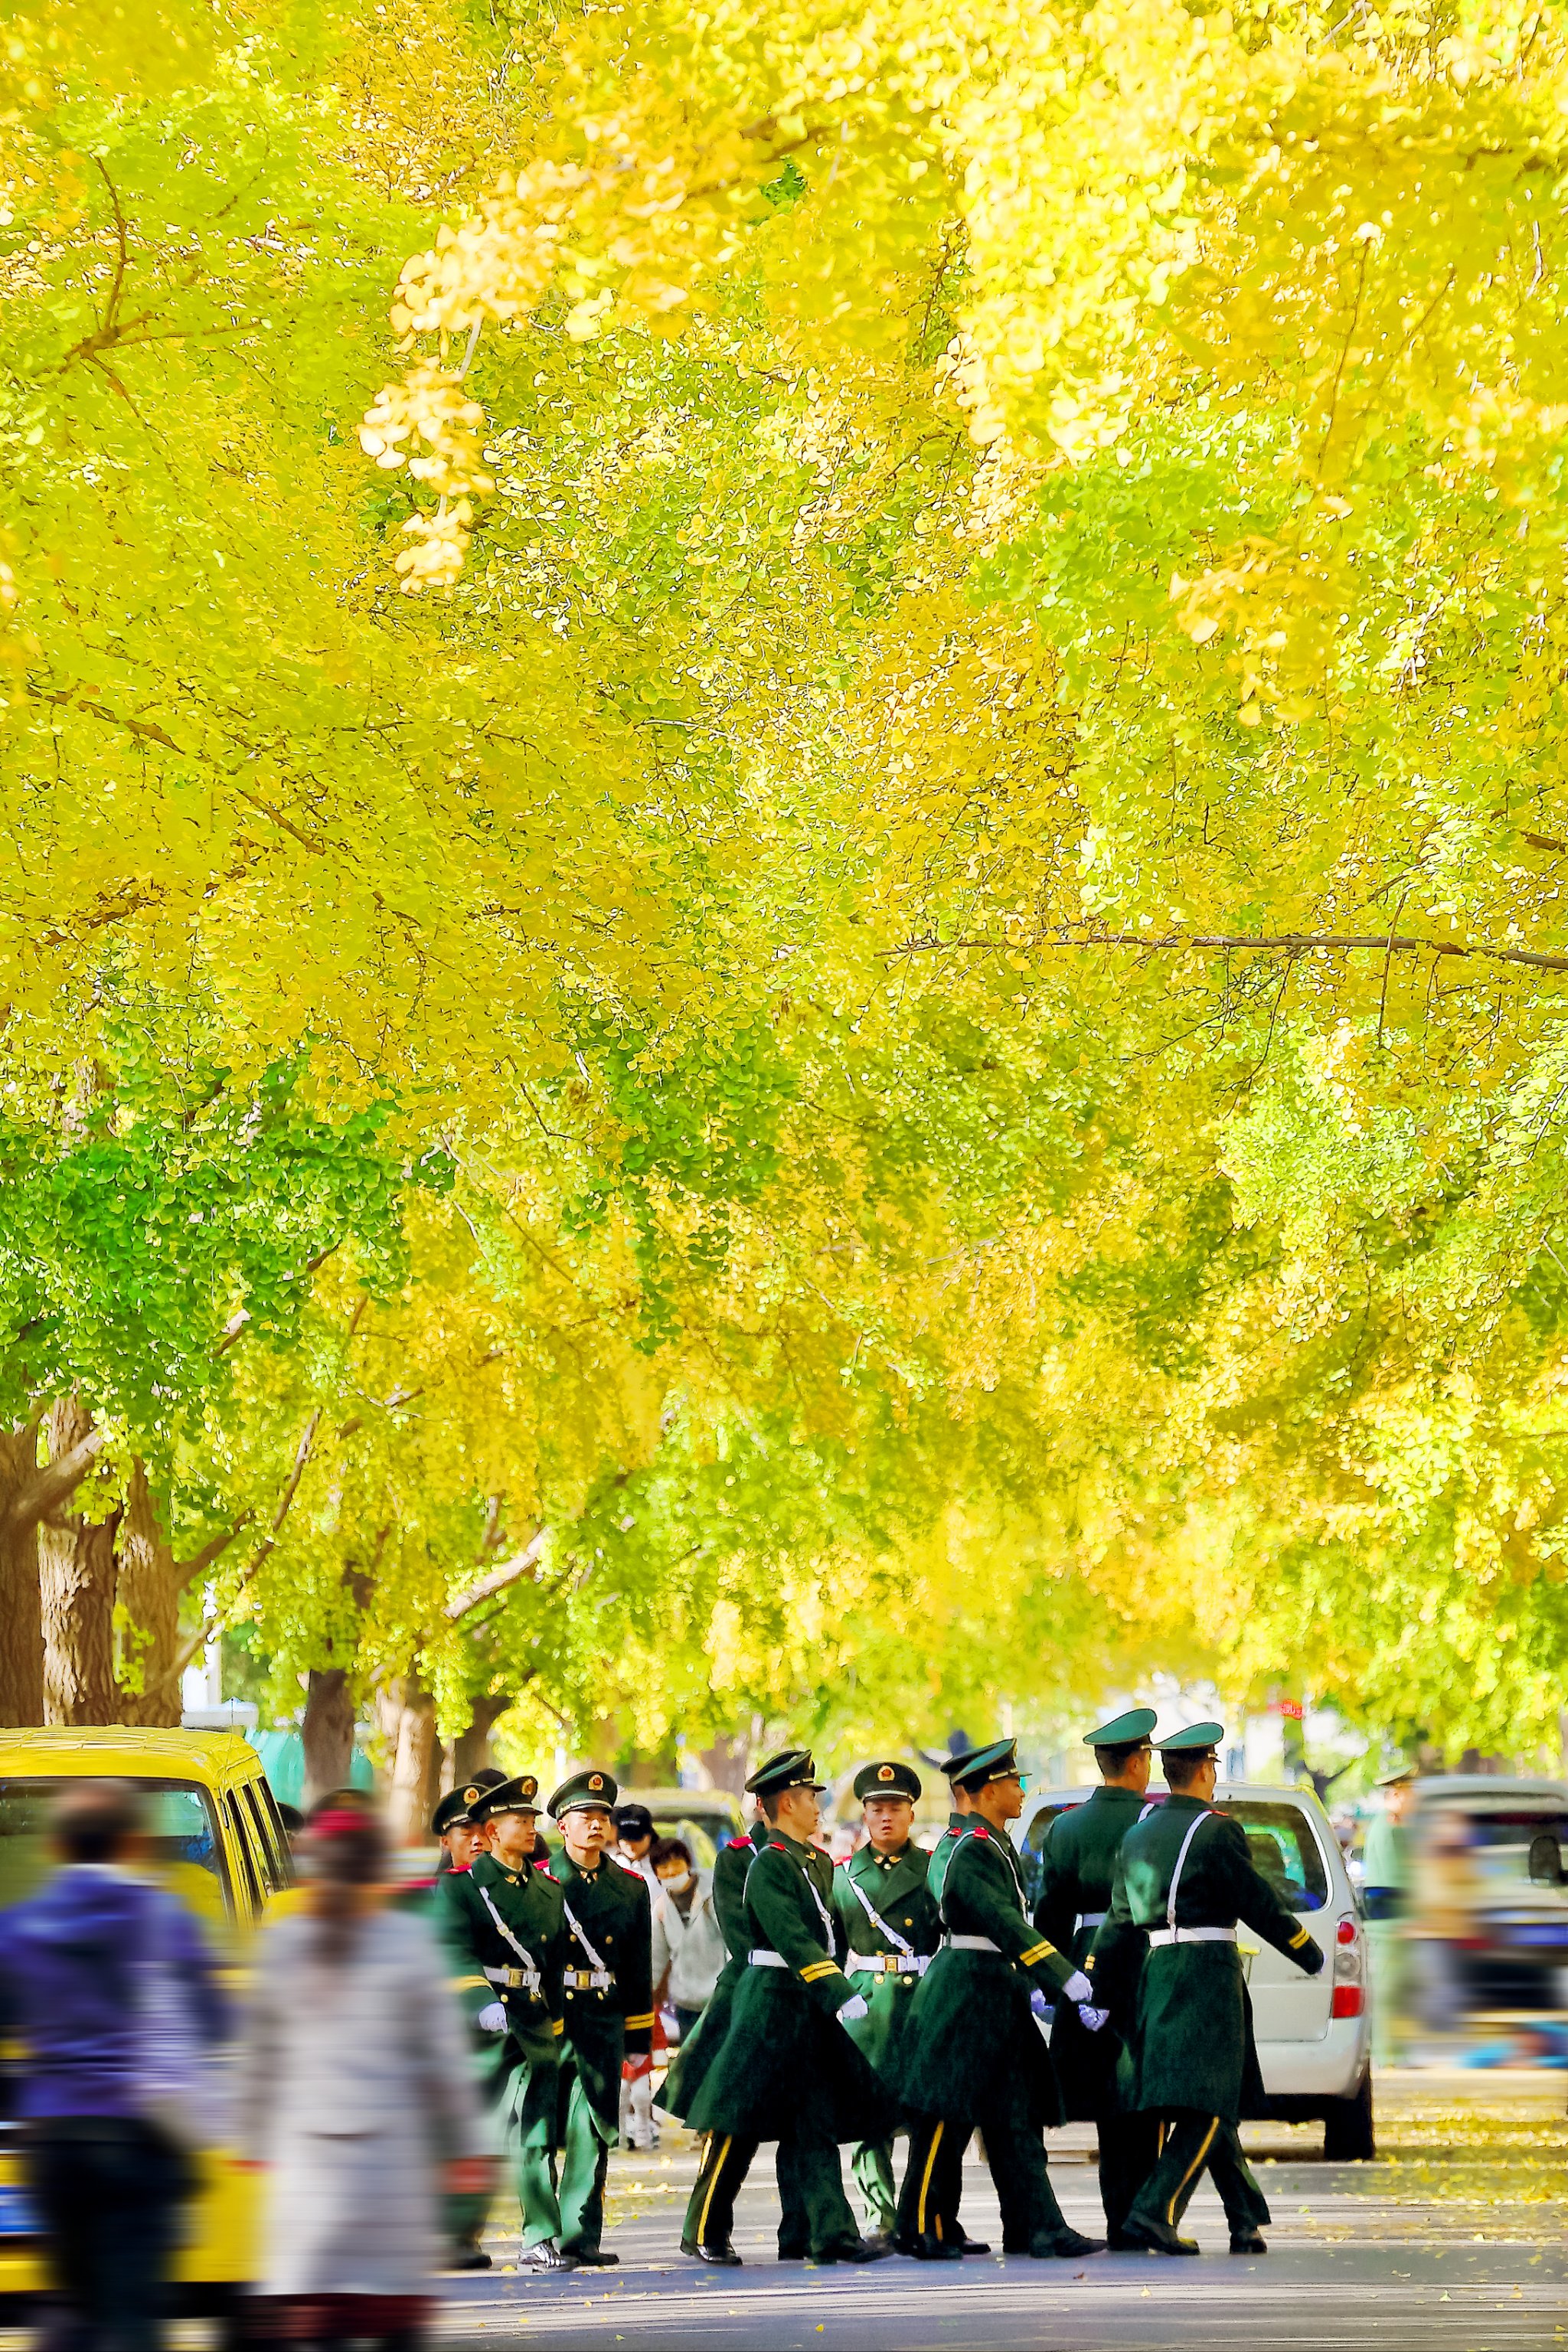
557,2017,622,2256
1367,1921,1408,2066
1097,2112,1161,2238
851,2138,897,2234
897,2070,1070,2252
494,2027,564,2249
1129,2112,1269,2239
684,2126,858,2256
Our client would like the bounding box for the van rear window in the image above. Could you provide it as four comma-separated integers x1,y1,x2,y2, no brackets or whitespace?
1220,1799,1328,1912
0,1779,232,1923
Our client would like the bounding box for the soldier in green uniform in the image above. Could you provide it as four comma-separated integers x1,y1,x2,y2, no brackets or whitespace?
893,1738,1104,2263
435,1773,577,2272
831,1761,944,2248
545,1769,655,2268
680,1749,893,2268
427,1773,505,2268
1033,1708,1162,2247
1087,1723,1326,2256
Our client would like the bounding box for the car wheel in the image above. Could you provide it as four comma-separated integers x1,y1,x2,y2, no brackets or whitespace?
1322,2069,1375,2161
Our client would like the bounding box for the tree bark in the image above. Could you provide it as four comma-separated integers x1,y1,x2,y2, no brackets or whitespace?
115,1461,184,1727
0,1424,45,1726
38,1398,119,1726
381,1673,440,1846
452,1690,510,1784
301,1668,356,1808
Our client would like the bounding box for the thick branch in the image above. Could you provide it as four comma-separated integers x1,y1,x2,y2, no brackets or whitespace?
8,1423,109,1533
888,930,1568,975
446,1527,546,1621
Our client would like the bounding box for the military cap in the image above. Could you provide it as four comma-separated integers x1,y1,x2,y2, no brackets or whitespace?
1155,1720,1224,1757
548,1766,619,1819
1083,1706,1157,1749
854,1759,922,1802
472,1772,542,1821
744,1748,825,1797
947,1736,1023,1791
430,1766,506,1838
1377,1765,1416,1789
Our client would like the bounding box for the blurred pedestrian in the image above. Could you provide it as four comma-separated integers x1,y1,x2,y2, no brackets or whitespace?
649,1838,725,2045
612,1805,658,1889
1363,1769,1416,2066
0,1779,227,2352
241,1803,492,2347
1414,1808,1476,2040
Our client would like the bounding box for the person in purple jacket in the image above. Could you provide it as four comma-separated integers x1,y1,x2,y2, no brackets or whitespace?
0,1779,227,2352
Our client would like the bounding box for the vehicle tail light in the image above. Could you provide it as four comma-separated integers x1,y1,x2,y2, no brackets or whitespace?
1336,1918,1357,1945
1333,1916,1362,1983
1331,1984,1364,2018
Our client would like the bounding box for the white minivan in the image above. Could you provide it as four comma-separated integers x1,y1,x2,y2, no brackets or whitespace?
1014,1779,1374,2158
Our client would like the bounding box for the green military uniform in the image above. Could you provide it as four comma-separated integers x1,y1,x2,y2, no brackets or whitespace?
1362,1771,1414,2066
435,1774,573,2265
662,1817,817,2259
682,1750,893,2265
1034,1710,1161,2244
894,1739,1099,2261
831,1761,942,2238
426,1772,506,2266
545,1770,654,2265
1088,1723,1325,2254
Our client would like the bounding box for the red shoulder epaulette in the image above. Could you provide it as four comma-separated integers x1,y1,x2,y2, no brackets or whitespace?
768,1841,786,1852
727,1835,752,1849
972,1824,990,1839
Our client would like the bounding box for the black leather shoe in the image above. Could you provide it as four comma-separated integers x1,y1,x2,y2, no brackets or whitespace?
776,2243,808,2260
1027,2227,1106,2257
447,2247,492,2271
812,2238,892,2264
1106,2229,1143,2251
680,2237,742,2266
1230,2230,1267,2254
1123,2219,1200,2256
956,2233,991,2255
911,2234,963,2262
569,2249,619,2266
521,2242,580,2272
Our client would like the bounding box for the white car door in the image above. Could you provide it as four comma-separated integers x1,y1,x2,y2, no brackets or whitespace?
1217,1796,1334,2040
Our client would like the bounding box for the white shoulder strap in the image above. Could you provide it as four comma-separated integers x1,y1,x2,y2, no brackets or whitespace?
478,1882,541,1974
1167,1809,1217,1932
562,1900,608,1971
844,1869,917,1958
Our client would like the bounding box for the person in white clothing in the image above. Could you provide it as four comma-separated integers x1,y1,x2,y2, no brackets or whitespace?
648,1838,726,2040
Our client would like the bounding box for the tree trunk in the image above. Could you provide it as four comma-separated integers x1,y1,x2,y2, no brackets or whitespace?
452,1690,510,1784
115,1461,185,1728
0,1425,45,1726
38,1398,119,1726
382,1673,440,1847
301,1667,355,1808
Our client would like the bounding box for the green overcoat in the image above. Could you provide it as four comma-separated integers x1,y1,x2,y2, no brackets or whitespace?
1033,1785,1148,2121
830,1840,942,2082
1088,1794,1325,2122
435,1850,568,2092
549,1851,653,2134
897,1812,1076,2130
656,1823,762,2123
683,1831,893,2145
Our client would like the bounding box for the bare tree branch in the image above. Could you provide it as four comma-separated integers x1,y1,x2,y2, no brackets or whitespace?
887,929,1568,976
8,1423,109,1532
446,1527,546,1622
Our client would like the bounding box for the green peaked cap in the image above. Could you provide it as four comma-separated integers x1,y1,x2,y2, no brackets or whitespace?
853,1759,922,1802
1083,1707,1157,1749
472,1772,542,1821
431,1767,506,1836
947,1736,1020,1790
1155,1720,1225,1756
547,1767,619,1818
745,1748,825,1797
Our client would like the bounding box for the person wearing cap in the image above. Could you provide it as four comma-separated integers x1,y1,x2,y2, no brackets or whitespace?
1088,1723,1325,2256
658,1802,817,2260
893,1736,1102,2262
830,1761,943,2248
1362,1769,1416,2067
1032,1709,1162,2246
679,1749,893,2268
546,1769,655,2266
613,1803,658,1886
425,1771,506,2269
434,1773,577,2270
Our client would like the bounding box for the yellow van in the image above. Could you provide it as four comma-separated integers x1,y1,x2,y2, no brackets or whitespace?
0,1726,294,2332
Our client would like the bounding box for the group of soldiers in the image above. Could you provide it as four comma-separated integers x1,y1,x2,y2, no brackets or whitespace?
431,1708,1325,2271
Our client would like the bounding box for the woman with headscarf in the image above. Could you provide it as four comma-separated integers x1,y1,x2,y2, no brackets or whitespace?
240,1800,493,2348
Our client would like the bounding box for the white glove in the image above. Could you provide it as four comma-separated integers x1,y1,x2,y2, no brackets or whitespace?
475,2001,508,2034
1061,1970,1093,2004
838,1994,870,2025
1028,1987,1050,2017
1077,2004,1110,2034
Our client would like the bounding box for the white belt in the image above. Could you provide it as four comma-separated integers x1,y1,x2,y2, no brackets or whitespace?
1076,1912,1108,1931
564,1967,613,1990
945,1934,1000,1953
1147,1926,1237,1947
851,1953,931,1976
485,1964,542,1993
748,1950,789,1968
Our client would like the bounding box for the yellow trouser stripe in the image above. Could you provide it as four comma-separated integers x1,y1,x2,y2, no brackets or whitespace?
1168,2117,1219,2228
916,2119,945,2238
1018,1939,1056,1968
697,2135,733,2247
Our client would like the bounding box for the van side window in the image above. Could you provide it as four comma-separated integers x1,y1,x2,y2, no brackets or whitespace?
240,1781,286,1892
222,1795,263,1918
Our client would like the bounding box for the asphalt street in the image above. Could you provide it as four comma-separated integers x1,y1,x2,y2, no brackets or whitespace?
437,2073,1568,2351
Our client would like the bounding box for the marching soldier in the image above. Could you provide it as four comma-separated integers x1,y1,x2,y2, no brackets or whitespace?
1088,1723,1325,2255
435,1773,577,2272
831,1761,944,2248
427,1771,505,2269
1033,1709,1161,2246
894,1737,1103,2262
680,1750,893,2267
545,1769,655,2267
